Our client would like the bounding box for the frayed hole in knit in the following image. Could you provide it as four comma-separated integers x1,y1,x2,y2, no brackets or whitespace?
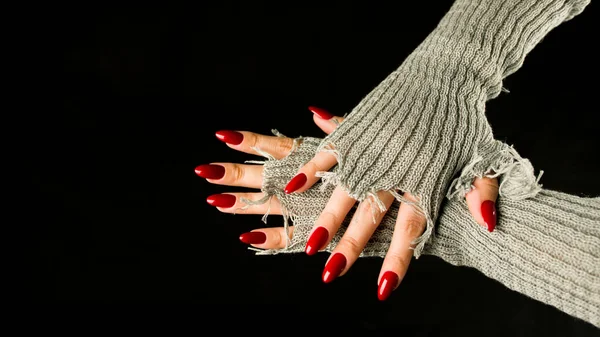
388,190,434,258
447,144,543,201
243,134,308,255
313,141,436,258
239,194,299,255
315,166,434,258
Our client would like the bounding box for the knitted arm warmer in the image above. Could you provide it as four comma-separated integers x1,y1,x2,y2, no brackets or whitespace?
316,0,590,257
251,136,600,327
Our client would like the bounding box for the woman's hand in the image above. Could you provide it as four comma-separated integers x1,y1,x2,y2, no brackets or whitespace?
195,108,499,300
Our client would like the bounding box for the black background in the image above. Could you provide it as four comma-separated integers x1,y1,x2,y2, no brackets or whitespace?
31,1,598,334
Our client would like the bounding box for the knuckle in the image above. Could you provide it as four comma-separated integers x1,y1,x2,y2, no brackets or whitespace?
247,133,259,149
275,138,293,155
229,164,245,183
477,177,499,191
319,210,341,227
271,230,282,247
386,251,410,271
359,200,382,220
400,216,426,238
338,236,363,256
360,201,375,216
305,160,323,174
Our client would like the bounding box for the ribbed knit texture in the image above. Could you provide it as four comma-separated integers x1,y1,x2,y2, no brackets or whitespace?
251,136,600,328
315,0,591,257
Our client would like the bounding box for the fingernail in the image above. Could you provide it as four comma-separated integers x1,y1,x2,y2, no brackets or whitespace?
305,226,329,256
308,106,334,120
215,130,244,145
206,194,236,208
378,271,399,301
195,164,225,179
322,253,346,284
481,200,497,232
239,231,266,245
284,173,307,194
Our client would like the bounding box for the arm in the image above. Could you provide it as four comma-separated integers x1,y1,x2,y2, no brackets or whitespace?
257,136,600,328
306,0,591,256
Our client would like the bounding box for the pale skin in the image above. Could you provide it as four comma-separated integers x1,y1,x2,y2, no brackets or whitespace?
202,112,498,297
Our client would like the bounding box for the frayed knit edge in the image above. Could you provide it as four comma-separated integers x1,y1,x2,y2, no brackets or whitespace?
239,130,305,255
315,143,435,258
250,203,304,256
446,144,544,201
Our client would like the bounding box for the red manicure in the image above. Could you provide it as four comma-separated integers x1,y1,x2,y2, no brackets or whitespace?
284,173,307,194
481,200,497,232
239,231,267,245
378,271,399,301
195,164,225,179
305,227,329,256
308,106,334,120
206,194,236,208
322,253,346,284
215,130,244,145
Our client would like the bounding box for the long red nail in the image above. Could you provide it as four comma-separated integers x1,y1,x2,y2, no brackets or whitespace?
305,227,329,256
322,253,346,283
206,194,236,208
308,106,334,120
215,130,244,145
378,271,399,301
284,173,307,194
195,164,225,179
481,200,497,232
239,231,266,245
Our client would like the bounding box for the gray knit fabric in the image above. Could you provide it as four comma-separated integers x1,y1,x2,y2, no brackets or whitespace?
314,0,591,257
250,136,600,328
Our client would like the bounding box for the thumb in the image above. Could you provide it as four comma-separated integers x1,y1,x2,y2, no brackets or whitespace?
308,106,345,135
465,176,499,232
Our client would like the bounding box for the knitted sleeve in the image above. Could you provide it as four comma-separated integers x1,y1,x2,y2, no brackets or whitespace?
250,135,600,328
314,0,591,257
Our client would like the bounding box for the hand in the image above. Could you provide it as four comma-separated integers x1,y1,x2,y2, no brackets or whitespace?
295,107,499,297
195,107,499,300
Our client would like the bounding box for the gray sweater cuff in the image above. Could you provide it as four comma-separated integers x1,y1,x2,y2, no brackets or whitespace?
250,135,600,328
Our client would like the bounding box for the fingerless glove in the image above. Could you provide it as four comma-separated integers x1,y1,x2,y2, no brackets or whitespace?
316,0,590,256
250,135,600,328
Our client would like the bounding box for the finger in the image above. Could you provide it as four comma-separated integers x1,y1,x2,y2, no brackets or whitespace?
215,130,295,160
239,226,295,249
206,192,283,215
305,186,357,256
194,163,263,188
322,191,395,284
308,106,345,135
465,177,499,232
284,151,337,194
378,192,427,301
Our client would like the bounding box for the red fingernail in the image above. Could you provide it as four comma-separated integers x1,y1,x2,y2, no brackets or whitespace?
195,164,225,179
215,130,244,145
305,226,329,256
322,253,346,284
239,231,266,245
308,106,334,120
378,271,399,301
206,194,236,208
284,173,307,194
481,200,497,232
